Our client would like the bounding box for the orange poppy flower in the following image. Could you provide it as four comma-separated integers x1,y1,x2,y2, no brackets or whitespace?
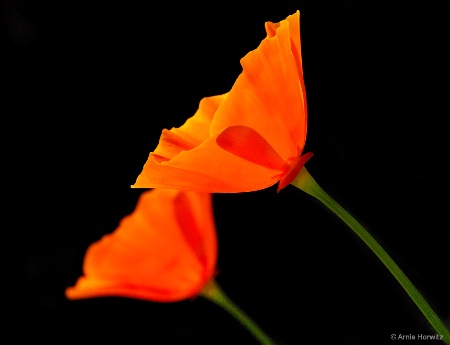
65,189,217,302
133,10,312,193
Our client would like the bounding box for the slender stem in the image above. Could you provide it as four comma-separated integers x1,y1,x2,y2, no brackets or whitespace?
200,280,276,345
291,167,450,344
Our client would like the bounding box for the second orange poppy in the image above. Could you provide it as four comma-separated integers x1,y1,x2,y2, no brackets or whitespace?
65,189,217,302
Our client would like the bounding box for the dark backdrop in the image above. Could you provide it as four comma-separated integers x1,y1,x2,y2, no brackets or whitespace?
4,0,449,344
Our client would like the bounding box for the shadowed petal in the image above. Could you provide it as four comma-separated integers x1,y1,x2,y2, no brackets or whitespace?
174,192,217,279
216,125,290,171
133,128,285,192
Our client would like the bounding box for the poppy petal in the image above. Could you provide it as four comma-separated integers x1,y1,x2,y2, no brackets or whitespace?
264,11,305,97
282,10,308,128
133,127,285,192
65,276,195,302
174,192,217,279
66,189,215,302
210,16,306,161
277,151,314,192
216,125,290,171
153,94,227,161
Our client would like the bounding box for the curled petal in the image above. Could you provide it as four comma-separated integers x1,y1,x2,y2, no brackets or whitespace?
265,11,303,81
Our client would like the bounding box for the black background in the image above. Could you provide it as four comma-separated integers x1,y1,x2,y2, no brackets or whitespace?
3,0,449,344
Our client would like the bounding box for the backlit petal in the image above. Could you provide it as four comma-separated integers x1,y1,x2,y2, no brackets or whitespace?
210,17,306,161
283,10,308,131
264,11,305,102
153,94,227,161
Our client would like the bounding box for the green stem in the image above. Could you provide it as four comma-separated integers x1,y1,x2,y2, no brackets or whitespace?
200,280,276,345
291,167,450,344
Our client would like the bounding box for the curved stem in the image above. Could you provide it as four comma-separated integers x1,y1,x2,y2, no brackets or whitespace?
291,167,450,344
200,280,276,345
